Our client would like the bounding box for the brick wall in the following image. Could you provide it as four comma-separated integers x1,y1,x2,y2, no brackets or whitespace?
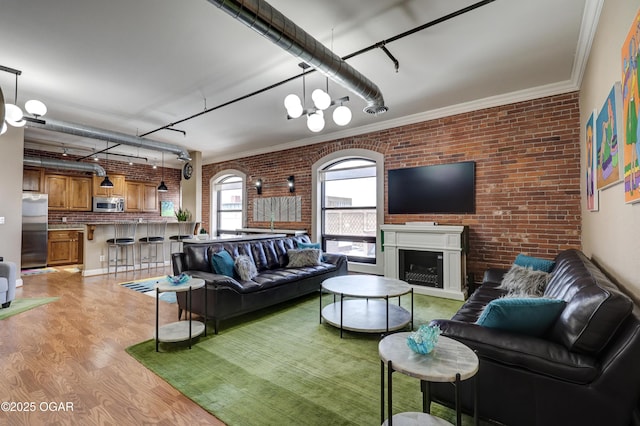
203,92,582,282
24,148,182,224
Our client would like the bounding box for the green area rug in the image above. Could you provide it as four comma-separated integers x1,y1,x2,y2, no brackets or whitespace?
0,297,59,320
127,293,486,425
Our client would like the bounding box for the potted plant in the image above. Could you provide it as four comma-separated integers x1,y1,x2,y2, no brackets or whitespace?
198,228,209,240
175,207,192,222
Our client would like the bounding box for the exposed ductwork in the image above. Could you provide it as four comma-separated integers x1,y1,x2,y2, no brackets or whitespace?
26,117,192,161
206,0,388,115
24,156,107,176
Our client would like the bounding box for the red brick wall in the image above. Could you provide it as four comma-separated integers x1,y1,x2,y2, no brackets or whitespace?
203,92,582,282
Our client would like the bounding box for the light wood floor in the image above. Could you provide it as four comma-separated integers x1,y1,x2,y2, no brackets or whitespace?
0,265,224,426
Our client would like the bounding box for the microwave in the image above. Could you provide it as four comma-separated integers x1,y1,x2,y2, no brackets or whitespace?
93,197,124,213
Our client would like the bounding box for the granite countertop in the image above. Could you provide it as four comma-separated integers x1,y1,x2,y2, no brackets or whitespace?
48,224,86,231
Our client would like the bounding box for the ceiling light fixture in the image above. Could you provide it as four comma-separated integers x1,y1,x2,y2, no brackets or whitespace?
284,63,351,132
157,152,168,192
99,141,114,188
0,65,47,135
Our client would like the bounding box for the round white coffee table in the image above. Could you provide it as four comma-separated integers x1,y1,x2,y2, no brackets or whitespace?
379,333,479,426
154,277,206,352
320,275,413,338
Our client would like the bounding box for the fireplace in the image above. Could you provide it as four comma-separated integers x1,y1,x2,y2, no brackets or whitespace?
380,224,467,300
399,250,443,288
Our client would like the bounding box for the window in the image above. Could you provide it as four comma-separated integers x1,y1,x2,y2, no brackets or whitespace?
214,175,244,236
321,159,377,263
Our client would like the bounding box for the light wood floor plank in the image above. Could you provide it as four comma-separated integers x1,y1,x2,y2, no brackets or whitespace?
0,266,223,425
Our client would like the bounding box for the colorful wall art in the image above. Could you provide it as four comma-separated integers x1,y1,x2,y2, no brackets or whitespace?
596,82,624,190
586,110,599,211
622,9,640,203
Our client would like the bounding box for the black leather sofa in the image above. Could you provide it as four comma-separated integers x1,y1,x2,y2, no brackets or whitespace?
430,249,640,426
172,235,348,333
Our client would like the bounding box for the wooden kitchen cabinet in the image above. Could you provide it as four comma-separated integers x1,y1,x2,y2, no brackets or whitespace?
125,181,158,212
23,167,44,192
47,230,82,266
44,174,92,211
93,174,125,198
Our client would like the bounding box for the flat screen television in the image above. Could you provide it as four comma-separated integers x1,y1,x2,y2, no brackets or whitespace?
388,161,475,214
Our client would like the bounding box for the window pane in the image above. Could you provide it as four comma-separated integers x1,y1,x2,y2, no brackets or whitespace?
219,188,242,210
219,211,242,230
324,239,376,260
323,209,376,237
324,177,376,207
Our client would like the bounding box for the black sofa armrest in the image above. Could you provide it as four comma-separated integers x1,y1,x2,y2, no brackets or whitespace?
321,252,348,273
482,268,508,285
430,319,598,384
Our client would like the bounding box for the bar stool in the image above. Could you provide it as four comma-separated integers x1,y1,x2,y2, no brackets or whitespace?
170,221,196,254
107,221,138,277
139,220,167,272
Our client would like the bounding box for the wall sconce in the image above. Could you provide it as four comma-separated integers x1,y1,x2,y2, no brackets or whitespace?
287,176,295,193
255,178,263,195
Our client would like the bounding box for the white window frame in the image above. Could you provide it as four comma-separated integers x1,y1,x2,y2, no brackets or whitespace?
312,149,384,275
209,170,247,236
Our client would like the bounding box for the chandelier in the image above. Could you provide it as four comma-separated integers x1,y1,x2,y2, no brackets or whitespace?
0,65,47,135
283,63,352,133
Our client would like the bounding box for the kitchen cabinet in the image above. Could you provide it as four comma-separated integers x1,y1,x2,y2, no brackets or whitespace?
44,174,92,211
93,174,125,198
47,230,83,266
125,181,158,212
23,167,44,192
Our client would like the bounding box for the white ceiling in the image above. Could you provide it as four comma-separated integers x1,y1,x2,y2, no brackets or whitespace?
1,0,595,168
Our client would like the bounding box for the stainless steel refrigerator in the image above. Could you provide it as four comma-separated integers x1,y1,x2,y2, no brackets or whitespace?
21,193,48,269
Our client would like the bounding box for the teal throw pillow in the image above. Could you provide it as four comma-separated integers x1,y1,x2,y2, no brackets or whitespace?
476,297,566,337
211,250,235,277
297,242,320,250
297,241,324,261
514,254,555,273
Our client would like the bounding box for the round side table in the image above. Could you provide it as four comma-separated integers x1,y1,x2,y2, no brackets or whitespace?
155,278,206,352
379,333,479,426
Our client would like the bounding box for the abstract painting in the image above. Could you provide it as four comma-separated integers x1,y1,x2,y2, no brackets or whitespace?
621,9,640,203
595,82,624,190
586,110,598,211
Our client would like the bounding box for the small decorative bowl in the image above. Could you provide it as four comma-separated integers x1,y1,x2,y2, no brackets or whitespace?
166,273,191,285
406,324,441,354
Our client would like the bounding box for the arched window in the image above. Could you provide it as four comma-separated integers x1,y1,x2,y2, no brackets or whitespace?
211,171,246,236
321,158,377,264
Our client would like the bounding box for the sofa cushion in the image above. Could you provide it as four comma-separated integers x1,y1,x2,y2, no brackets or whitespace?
476,297,566,336
544,249,633,354
514,253,555,272
235,254,258,282
287,249,322,268
211,250,235,278
498,264,550,297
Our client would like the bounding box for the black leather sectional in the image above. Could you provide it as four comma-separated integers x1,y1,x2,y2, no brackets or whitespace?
171,235,348,333
430,249,640,426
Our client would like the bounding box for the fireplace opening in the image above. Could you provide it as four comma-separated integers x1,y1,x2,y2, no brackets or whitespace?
399,250,443,288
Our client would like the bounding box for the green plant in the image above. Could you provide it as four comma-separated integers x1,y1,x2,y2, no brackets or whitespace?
199,228,208,234
175,207,192,222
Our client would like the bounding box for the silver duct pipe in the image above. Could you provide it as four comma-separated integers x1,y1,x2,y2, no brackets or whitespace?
24,156,107,177
26,117,192,161
206,0,388,115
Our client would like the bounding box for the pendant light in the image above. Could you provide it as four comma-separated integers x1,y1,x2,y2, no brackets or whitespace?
157,152,168,192
99,141,114,188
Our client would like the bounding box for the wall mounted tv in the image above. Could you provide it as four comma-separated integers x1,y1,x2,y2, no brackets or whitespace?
388,161,475,214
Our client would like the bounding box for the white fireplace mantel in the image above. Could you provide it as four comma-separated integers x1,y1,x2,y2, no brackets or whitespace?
381,224,468,300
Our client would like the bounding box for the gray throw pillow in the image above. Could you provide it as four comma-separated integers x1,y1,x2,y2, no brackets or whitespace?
234,254,257,281
498,264,550,297
286,248,322,268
